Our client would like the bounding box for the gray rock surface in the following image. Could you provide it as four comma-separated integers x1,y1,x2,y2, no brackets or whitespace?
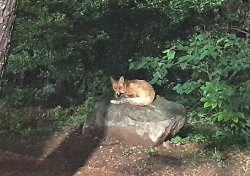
83,95,187,147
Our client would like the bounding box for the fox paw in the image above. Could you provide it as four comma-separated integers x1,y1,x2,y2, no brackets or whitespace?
110,100,118,104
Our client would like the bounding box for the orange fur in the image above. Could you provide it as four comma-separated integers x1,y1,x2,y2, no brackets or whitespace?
110,76,155,106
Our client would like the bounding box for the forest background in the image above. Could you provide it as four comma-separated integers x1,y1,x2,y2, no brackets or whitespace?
0,0,250,151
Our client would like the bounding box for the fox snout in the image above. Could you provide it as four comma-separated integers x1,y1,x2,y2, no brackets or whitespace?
114,92,122,98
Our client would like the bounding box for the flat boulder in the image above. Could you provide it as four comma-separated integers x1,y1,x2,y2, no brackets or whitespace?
83,95,187,147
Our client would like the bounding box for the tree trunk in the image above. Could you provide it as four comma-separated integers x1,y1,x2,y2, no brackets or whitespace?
0,0,17,88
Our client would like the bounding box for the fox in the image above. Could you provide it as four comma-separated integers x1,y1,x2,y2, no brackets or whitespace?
110,76,155,106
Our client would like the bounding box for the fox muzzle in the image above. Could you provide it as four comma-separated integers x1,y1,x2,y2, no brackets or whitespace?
115,92,122,98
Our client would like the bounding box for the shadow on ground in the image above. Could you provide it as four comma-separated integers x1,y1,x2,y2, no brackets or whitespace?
0,125,106,176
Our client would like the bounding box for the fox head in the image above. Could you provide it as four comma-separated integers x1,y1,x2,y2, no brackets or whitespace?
111,76,126,98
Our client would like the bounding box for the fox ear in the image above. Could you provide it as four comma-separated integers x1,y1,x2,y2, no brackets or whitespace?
119,76,124,83
111,77,115,83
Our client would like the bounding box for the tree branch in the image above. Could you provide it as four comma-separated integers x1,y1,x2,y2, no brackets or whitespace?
231,27,250,37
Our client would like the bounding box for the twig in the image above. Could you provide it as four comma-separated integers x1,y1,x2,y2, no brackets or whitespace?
183,63,212,81
231,27,250,37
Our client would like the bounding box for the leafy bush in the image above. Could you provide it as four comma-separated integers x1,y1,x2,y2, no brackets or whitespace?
171,135,185,144
0,101,93,137
48,105,89,130
130,32,250,132
147,147,158,157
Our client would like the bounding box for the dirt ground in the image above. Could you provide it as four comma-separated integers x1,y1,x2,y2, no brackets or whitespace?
0,129,249,176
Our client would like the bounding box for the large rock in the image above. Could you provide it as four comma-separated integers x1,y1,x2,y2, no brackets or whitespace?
83,95,187,147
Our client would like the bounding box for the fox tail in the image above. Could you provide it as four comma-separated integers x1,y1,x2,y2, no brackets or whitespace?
110,97,153,106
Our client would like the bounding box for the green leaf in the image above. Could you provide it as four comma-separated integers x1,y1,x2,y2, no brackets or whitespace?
223,114,230,121
236,112,245,119
200,97,206,102
217,101,222,108
217,113,224,121
246,120,250,127
162,49,169,54
173,84,184,95
211,101,217,109
167,50,175,60
204,102,211,108
216,37,225,44
231,116,238,123
180,62,187,70
196,34,204,41
151,61,158,69
129,63,134,69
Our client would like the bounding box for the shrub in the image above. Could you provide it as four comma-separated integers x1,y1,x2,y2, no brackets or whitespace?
130,32,250,132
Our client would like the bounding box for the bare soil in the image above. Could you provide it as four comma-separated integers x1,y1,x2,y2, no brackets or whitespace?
0,129,249,176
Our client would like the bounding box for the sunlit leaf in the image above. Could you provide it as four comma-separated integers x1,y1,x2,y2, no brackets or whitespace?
231,116,238,123
180,62,187,70
204,102,211,108
167,49,175,60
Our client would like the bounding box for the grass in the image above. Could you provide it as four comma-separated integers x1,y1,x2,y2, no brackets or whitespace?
147,147,158,157
0,104,92,138
122,148,131,156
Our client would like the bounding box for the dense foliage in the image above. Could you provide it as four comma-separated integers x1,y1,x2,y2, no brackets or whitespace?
129,0,250,133
130,32,250,132
1,0,250,149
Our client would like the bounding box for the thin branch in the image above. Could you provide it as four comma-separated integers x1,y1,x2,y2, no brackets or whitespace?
179,62,212,81
231,27,250,37
205,62,212,81
228,71,238,81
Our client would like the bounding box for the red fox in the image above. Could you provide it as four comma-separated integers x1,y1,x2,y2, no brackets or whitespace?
110,76,155,106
